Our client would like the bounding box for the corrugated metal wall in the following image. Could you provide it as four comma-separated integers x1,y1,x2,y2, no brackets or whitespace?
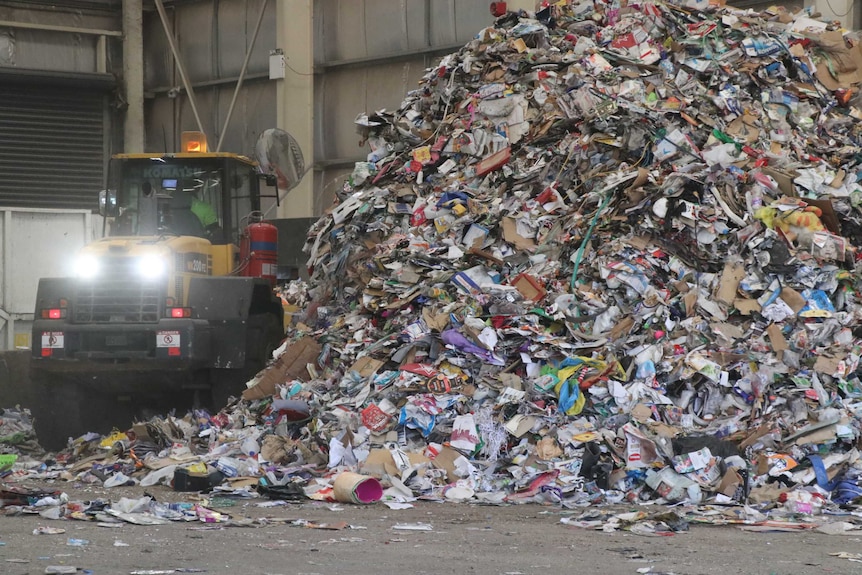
0,85,106,209
0,3,119,210
312,0,495,211
142,0,277,157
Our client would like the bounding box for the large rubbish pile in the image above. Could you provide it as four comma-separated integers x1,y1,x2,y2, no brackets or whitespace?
289,1,862,506
6,1,862,516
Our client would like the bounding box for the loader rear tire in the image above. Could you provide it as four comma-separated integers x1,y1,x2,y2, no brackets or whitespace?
32,377,87,452
33,374,140,452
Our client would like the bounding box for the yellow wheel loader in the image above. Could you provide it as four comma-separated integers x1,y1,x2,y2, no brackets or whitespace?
30,132,285,448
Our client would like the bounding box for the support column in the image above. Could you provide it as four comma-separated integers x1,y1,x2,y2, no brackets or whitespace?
123,0,145,153
277,0,314,218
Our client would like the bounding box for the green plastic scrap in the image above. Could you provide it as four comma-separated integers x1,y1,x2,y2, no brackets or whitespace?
570,191,614,291
0,453,17,471
0,432,28,446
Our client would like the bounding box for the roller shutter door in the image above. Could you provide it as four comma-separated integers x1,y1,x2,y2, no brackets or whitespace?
0,84,105,210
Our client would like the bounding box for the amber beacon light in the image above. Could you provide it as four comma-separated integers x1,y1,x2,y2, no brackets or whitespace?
181,131,208,153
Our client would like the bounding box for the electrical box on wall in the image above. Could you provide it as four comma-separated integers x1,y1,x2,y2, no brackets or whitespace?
269,49,285,80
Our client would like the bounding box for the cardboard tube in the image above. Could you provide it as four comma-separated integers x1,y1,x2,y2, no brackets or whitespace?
333,472,383,504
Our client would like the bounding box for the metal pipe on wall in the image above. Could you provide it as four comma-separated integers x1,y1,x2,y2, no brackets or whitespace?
216,0,268,152
153,0,206,137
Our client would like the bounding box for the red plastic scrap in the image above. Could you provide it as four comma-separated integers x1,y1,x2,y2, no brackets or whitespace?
361,404,391,432
474,146,512,177
400,363,439,377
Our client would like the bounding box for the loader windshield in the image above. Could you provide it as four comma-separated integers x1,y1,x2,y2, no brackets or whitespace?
107,155,261,245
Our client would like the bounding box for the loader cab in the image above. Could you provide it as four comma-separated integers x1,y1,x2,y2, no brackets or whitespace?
102,138,262,247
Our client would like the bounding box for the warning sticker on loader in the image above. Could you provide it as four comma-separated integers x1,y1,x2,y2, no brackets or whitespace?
41,331,64,349
156,331,181,348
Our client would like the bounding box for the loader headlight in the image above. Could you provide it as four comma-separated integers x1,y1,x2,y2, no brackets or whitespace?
137,254,168,279
74,255,100,279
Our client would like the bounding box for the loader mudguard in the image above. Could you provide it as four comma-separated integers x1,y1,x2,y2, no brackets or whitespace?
187,276,283,368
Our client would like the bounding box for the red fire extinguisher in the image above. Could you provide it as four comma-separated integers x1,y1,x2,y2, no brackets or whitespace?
240,221,278,286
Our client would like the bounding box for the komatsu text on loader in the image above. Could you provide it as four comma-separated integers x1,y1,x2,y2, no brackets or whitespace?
31,132,285,445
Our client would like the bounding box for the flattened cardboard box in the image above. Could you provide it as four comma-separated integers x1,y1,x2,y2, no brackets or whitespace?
243,336,321,400
715,261,744,305
501,217,536,251
348,356,385,378
360,448,431,478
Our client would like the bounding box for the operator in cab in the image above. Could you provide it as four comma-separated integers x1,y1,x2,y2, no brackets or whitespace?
155,182,223,243
190,193,222,241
